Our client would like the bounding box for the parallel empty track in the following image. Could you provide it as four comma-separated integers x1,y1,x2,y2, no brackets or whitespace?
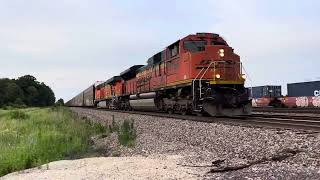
81,108,320,131
247,114,320,131
253,107,320,114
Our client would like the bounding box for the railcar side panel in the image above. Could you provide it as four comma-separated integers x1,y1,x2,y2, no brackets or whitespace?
83,85,95,107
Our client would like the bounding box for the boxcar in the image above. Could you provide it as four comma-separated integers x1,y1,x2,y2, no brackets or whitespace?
83,85,95,107
287,81,320,97
249,85,282,98
73,92,84,106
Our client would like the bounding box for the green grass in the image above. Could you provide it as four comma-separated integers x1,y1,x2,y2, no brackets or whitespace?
0,107,106,177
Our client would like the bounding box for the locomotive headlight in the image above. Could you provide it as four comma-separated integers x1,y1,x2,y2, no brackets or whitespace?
241,74,246,79
215,74,221,79
219,49,225,57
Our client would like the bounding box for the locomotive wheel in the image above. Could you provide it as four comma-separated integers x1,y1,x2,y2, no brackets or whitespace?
168,108,174,114
181,108,187,116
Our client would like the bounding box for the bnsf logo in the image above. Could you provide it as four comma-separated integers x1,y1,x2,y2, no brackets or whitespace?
315,90,320,97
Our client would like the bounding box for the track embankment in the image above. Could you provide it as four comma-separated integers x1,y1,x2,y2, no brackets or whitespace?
4,107,320,179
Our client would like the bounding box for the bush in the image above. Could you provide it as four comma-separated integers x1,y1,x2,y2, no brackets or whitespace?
14,98,25,107
118,119,136,147
9,110,29,120
109,116,119,133
93,123,107,134
55,99,64,106
107,118,137,147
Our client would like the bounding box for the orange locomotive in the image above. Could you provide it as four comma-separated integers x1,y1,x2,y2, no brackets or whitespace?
91,33,252,116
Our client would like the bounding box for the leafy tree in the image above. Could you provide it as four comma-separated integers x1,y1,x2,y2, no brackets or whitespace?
0,75,55,107
16,75,38,92
4,82,24,104
43,84,55,106
55,98,65,106
14,98,25,106
26,86,38,105
0,78,11,106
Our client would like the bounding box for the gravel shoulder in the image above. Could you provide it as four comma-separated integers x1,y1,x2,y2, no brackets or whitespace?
3,107,320,179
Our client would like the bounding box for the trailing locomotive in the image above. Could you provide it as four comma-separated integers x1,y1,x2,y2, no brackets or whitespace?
67,33,252,117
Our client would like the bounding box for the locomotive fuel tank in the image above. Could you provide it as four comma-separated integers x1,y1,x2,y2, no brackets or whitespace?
130,92,156,100
129,92,158,111
97,101,107,108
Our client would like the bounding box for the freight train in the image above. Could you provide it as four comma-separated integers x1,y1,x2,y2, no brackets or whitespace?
250,81,320,108
67,33,252,117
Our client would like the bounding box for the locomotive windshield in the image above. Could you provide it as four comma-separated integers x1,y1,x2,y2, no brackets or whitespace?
211,41,227,46
184,40,207,52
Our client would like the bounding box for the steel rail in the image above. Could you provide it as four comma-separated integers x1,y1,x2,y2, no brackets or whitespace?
253,107,320,114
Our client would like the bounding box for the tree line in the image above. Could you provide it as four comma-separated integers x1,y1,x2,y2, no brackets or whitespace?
0,75,56,107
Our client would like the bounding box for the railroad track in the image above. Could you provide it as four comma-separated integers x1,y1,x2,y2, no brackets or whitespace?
251,113,320,121
247,114,320,131
82,108,320,131
253,107,320,114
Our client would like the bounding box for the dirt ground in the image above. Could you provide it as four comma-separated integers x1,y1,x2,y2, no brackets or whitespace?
2,155,205,180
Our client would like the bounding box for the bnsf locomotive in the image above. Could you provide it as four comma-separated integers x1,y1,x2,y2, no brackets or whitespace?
67,33,252,117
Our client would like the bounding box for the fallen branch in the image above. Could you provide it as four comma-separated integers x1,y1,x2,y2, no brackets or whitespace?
209,148,302,173
178,159,226,168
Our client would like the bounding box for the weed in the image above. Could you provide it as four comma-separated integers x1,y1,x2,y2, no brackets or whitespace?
107,116,137,147
24,156,33,169
111,150,121,157
109,116,119,133
9,110,29,120
118,120,137,147
93,123,107,134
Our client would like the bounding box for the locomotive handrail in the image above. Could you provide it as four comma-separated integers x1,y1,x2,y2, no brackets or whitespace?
192,60,215,110
192,67,205,102
199,61,214,99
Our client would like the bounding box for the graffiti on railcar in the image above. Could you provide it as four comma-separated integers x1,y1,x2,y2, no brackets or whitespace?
312,97,320,107
296,97,309,107
252,99,258,107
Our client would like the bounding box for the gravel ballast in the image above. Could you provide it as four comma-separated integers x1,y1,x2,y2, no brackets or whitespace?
4,107,320,179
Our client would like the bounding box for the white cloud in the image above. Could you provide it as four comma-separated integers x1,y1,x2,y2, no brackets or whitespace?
1,0,319,99
207,0,320,91
209,0,320,60
0,24,69,57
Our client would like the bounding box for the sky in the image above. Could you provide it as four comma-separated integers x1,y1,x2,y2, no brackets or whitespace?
0,0,319,100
